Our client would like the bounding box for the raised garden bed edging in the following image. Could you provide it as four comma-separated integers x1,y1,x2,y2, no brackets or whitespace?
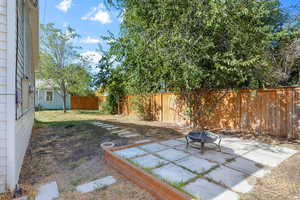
104,141,191,200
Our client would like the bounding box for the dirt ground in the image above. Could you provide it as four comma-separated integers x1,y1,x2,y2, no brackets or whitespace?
9,111,300,199
17,110,184,200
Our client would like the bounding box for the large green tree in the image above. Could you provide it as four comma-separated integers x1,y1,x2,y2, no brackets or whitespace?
39,23,93,112
95,51,126,114
271,16,300,85
108,0,296,94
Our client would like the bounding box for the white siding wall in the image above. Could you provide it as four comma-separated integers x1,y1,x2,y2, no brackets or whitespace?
8,0,35,190
0,0,37,192
15,110,34,185
0,0,7,193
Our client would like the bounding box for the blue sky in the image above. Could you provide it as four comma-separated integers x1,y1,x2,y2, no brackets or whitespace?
40,0,123,64
40,0,299,64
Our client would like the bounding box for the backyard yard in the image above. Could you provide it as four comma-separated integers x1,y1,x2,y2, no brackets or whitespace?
17,110,300,200
18,110,183,200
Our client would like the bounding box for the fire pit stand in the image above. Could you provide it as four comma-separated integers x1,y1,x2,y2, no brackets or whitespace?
185,131,222,154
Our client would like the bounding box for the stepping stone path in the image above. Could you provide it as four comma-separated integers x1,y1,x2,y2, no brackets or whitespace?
118,132,141,138
107,127,119,130
76,176,116,193
90,121,141,138
111,136,297,200
35,182,59,200
111,130,125,134
13,197,27,200
134,139,152,144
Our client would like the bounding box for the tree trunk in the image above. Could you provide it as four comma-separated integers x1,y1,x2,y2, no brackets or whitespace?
117,96,120,115
63,92,67,113
61,80,67,113
298,70,300,85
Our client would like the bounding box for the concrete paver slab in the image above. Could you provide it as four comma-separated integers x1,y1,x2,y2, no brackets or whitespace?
155,148,190,161
220,142,256,156
206,166,255,193
243,148,292,168
184,178,239,200
114,147,147,158
107,127,120,130
134,139,152,144
174,144,201,154
253,143,297,159
196,149,237,164
176,137,187,143
35,182,59,200
118,131,136,137
139,143,170,152
225,157,270,178
160,139,183,147
76,176,116,193
175,156,218,174
103,126,114,128
120,133,141,138
152,163,197,183
111,130,127,134
131,154,168,169
175,144,238,163
90,122,104,126
13,197,27,200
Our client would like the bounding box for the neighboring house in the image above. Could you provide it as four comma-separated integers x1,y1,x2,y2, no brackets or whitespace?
0,0,39,193
35,80,71,110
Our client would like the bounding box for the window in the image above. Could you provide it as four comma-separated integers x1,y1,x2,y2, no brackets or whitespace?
46,91,53,102
22,78,30,112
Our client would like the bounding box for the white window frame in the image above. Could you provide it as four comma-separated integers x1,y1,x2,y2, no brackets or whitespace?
45,90,54,102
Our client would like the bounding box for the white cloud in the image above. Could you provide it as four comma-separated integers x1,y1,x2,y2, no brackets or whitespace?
56,0,72,12
91,11,112,24
81,3,112,24
80,36,101,44
81,51,102,65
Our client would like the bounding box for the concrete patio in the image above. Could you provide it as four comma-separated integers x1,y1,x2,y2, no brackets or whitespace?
109,136,297,200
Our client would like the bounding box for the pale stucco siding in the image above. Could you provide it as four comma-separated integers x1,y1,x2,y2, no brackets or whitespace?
0,0,7,193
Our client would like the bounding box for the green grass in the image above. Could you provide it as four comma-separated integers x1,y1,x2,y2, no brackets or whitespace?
34,110,108,128
225,157,236,163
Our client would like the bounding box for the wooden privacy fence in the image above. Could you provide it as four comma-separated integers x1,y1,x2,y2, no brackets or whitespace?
70,96,99,110
116,87,300,139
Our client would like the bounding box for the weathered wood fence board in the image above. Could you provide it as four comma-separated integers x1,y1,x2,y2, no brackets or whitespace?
115,87,300,139
71,96,99,110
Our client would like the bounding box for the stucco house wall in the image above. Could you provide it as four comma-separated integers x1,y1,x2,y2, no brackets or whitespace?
0,0,38,192
35,89,71,110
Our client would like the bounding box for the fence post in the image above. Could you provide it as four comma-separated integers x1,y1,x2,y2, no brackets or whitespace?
161,93,163,122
